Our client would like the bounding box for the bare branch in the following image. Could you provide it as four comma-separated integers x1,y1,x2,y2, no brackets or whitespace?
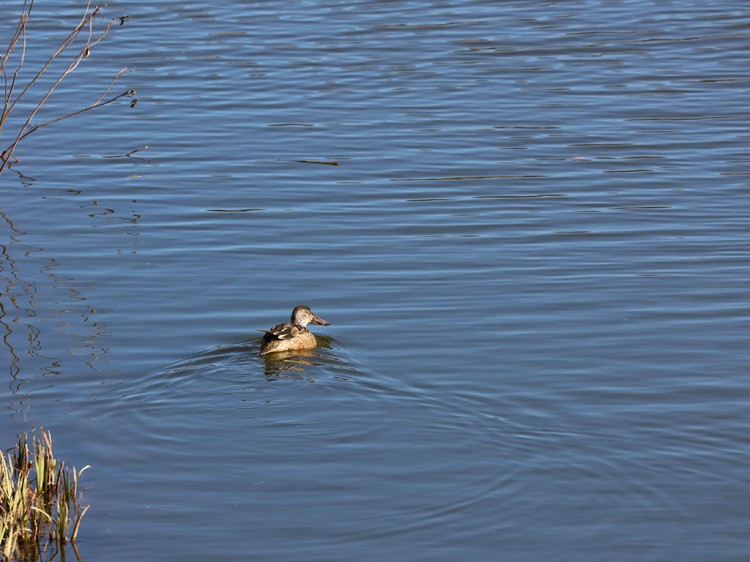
0,2,133,173
3,5,104,122
14,88,135,143
96,67,129,104
1,0,35,124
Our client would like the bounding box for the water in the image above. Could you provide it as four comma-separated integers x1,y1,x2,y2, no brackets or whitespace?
2,0,749,560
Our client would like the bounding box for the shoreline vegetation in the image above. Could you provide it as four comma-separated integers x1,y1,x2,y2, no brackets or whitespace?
0,0,137,173
1,429,89,561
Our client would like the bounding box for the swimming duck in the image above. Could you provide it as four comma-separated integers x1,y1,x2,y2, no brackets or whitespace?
258,305,330,356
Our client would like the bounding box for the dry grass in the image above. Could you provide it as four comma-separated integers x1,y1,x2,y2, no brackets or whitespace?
0,0,137,173
1,429,90,561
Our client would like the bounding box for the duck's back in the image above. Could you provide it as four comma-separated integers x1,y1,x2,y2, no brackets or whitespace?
259,323,316,355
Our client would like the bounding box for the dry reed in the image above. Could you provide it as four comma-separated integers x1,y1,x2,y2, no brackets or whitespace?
1,429,90,561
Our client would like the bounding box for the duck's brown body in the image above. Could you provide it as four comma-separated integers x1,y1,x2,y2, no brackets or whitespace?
258,305,330,356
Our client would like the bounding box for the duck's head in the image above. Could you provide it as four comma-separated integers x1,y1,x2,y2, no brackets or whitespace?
291,305,330,327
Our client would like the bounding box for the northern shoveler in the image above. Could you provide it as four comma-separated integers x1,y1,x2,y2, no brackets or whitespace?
258,305,330,356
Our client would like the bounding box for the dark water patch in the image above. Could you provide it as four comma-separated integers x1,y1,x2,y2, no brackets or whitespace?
207,208,263,213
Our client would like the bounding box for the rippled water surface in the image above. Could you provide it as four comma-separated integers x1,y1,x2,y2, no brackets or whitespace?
2,0,749,560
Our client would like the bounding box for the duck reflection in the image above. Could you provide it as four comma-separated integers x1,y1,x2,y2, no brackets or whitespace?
259,334,334,381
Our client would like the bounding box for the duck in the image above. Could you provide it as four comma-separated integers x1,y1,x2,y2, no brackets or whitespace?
258,305,330,356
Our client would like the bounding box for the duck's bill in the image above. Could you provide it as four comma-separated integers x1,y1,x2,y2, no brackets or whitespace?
311,315,330,326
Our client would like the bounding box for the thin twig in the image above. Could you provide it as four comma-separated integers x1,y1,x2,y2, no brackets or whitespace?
96,66,129,104
3,3,101,123
0,3,133,172
16,88,134,141
1,0,34,123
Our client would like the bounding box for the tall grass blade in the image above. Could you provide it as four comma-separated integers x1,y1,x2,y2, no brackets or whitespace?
0,429,91,559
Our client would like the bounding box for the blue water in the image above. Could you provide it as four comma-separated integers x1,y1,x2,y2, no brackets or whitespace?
1,0,749,560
